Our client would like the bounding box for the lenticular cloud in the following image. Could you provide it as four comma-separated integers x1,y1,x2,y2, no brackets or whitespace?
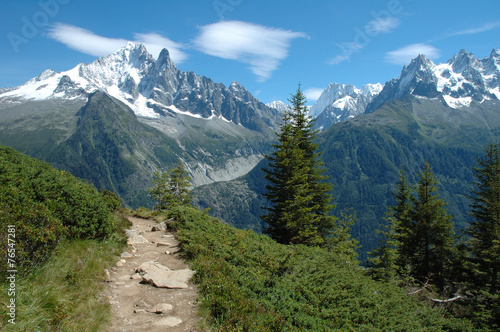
48,23,187,63
194,21,306,81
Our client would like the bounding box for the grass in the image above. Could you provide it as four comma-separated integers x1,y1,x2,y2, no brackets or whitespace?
0,214,129,331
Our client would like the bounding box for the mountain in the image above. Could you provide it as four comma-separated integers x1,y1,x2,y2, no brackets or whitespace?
309,83,382,130
366,49,500,113
0,42,279,131
194,48,500,260
266,100,288,113
0,43,280,207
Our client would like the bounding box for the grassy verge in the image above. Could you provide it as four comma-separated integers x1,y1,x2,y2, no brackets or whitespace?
0,214,129,331
163,205,472,331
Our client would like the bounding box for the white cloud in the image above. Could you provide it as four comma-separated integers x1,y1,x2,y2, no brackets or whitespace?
366,17,400,33
449,21,500,37
328,54,350,65
385,43,440,65
48,23,187,63
48,23,127,57
303,87,324,101
193,21,306,81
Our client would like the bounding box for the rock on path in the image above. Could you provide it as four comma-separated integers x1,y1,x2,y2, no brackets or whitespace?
104,216,204,331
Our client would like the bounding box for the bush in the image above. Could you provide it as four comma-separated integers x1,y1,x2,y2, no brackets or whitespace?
167,205,473,331
0,145,117,275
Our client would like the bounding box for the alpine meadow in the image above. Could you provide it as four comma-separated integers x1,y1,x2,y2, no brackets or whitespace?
1,2,500,328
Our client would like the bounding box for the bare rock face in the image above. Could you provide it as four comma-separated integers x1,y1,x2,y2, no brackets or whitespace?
136,261,195,289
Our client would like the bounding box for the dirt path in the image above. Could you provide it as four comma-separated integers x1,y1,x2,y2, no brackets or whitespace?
104,217,205,331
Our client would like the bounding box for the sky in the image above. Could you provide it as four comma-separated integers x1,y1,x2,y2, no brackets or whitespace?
1,0,499,105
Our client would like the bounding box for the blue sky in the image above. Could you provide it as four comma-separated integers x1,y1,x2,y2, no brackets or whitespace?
1,0,499,104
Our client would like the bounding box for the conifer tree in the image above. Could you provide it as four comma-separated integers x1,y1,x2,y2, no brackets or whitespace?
411,161,455,291
468,143,500,293
168,159,192,205
369,164,455,289
327,205,359,262
262,85,336,246
150,159,192,210
367,166,411,280
392,166,415,271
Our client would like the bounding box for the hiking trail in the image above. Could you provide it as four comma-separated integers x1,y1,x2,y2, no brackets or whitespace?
104,216,204,331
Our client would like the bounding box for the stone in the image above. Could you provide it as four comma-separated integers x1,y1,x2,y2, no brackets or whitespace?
116,259,126,267
121,252,133,258
154,316,182,327
136,261,194,289
151,222,166,232
104,269,111,281
147,303,173,314
125,230,149,244
130,273,142,280
156,242,172,247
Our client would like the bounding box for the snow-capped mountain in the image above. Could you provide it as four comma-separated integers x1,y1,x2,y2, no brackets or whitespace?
366,48,500,113
266,100,288,113
0,43,283,208
309,83,383,130
0,42,279,132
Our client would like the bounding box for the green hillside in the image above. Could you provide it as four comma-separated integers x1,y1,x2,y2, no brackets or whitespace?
155,205,473,331
0,144,127,330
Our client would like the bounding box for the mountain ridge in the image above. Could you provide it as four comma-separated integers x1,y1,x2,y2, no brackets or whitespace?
0,42,280,132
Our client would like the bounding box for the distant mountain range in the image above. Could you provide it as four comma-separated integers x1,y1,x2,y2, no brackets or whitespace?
266,48,500,132
1,44,499,257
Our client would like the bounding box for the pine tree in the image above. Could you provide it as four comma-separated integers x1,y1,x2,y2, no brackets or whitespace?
327,205,359,262
468,143,500,294
411,161,455,291
262,85,336,246
150,159,192,210
392,166,415,272
368,164,455,289
367,166,411,280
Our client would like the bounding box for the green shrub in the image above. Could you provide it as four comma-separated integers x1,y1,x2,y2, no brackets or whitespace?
0,145,117,276
167,205,473,331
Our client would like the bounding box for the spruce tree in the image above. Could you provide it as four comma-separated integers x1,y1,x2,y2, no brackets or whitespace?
468,143,500,293
262,85,336,246
367,166,412,280
392,166,414,272
411,161,455,291
369,164,455,290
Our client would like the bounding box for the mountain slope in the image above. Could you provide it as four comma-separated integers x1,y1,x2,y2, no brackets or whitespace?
47,91,185,207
